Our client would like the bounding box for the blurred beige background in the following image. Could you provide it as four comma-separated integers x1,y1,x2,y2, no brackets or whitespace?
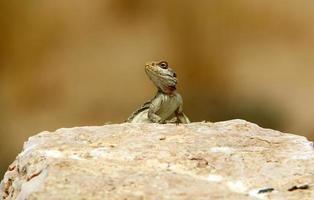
1,0,314,177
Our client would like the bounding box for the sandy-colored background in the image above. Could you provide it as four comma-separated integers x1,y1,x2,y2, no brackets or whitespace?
1,0,314,178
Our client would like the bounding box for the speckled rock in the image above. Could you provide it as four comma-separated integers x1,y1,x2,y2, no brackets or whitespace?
1,120,314,200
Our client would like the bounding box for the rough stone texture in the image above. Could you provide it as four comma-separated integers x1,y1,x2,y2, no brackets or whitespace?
1,120,314,200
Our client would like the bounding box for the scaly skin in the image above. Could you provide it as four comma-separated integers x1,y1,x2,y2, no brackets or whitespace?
127,61,190,124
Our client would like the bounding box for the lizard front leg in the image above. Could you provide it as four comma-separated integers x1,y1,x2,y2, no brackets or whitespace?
147,96,164,123
175,105,190,124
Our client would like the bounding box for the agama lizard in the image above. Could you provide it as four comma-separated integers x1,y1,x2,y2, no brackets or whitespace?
127,61,190,124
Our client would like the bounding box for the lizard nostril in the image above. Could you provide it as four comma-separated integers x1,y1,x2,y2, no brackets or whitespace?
173,73,177,77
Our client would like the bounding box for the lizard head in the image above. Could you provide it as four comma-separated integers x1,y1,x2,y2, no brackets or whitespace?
145,61,178,94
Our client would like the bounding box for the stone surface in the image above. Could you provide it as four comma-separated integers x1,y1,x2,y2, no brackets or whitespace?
1,120,314,200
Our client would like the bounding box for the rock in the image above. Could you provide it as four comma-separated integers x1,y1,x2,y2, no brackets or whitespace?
1,119,314,200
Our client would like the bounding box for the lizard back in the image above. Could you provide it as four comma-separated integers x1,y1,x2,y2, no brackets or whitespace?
126,101,151,122
126,92,161,122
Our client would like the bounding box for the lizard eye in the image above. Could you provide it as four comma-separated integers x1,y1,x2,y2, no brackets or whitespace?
159,61,168,69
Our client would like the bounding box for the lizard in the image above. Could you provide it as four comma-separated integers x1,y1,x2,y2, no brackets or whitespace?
126,61,190,124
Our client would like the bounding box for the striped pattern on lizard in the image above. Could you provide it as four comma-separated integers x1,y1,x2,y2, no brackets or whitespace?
127,61,190,124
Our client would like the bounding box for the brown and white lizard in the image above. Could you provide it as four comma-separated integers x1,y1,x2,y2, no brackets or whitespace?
127,61,190,124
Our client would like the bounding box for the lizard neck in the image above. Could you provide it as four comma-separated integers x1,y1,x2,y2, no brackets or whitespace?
158,88,176,96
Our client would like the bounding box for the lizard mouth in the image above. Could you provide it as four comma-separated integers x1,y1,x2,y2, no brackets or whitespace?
146,69,177,84
145,66,176,81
